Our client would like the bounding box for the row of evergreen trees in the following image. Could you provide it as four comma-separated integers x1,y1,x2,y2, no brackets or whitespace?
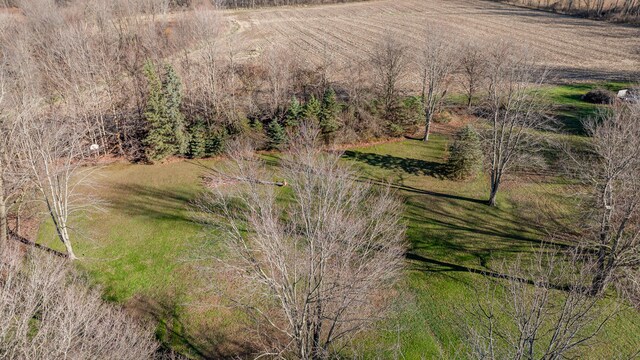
142,61,229,162
266,88,341,150
142,61,344,162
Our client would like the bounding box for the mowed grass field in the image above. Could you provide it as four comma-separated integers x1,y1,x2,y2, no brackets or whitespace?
36,83,640,357
222,0,640,80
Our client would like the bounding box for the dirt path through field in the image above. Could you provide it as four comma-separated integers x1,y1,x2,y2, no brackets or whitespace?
222,0,640,81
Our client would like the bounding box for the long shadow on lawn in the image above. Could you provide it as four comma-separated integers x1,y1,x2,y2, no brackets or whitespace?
343,150,450,179
406,194,573,261
107,183,199,223
130,294,256,359
358,177,486,205
406,252,572,292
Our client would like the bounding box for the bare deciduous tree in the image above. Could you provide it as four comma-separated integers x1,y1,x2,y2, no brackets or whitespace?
18,117,100,260
572,104,640,296
0,243,159,360
419,33,458,141
481,42,548,206
371,36,409,120
460,41,487,109
199,125,407,359
467,248,618,360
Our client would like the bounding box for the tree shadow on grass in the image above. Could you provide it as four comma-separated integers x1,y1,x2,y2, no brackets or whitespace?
107,183,200,223
406,193,573,253
343,150,450,179
9,230,68,258
406,252,572,292
356,176,487,205
129,293,257,359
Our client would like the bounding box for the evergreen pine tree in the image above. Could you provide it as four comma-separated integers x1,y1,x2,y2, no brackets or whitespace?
205,129,225,157
142,61,174,162
319,88,340,141
303,95,321,123
163,64,189,155
188,119,207,159
284,96,303,127
447,125,483,180
266,119,286,150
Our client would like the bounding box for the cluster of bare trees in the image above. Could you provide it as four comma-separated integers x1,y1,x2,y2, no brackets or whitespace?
213,0,367,8
370,35,553,206
467,248,621,359
494,0,640,22
0,0,223,257
199,125,406,359
466,101,640,359
566,103,640,298
0,243,160,359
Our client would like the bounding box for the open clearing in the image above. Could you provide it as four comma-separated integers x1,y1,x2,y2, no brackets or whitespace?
224,0,640,80
37,84,640,356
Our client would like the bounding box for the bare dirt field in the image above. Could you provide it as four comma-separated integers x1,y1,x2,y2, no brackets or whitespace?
222,0,640,81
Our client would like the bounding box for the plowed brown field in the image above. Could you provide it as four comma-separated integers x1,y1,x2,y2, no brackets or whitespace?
223,0,640,80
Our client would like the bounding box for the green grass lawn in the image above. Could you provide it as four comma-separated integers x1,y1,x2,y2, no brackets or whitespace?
35,84,640,358
541,81,631,135
343,137,640,358
36,136,640,358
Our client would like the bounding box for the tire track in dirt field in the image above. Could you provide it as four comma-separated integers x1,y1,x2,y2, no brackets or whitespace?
223,0,640,80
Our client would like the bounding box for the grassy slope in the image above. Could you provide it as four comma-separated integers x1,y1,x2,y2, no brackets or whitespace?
344,138,640,358
35,83,640,358
542,81,631,134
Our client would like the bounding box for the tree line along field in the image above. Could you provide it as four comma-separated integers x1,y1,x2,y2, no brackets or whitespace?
222,0,640,80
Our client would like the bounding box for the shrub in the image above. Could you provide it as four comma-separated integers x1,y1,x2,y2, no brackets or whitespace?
188,120,227,158
447,125,483,180
581,88,616,104
433,110,453,124
387,123,405,137
399,95,424,126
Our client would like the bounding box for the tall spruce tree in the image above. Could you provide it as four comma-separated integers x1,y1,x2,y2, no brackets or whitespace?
143,61,174,162
188,119,207,159
266,119,286,150
319,88,340,141
284,96,303,127
163,64,189,155
304,95,321,123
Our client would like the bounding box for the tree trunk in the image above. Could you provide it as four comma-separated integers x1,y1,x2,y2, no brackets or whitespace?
45,198,77,260
423,113,432,142
312,300,322,360
488,177,500,207
61,228,78,261
590,257,607,296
